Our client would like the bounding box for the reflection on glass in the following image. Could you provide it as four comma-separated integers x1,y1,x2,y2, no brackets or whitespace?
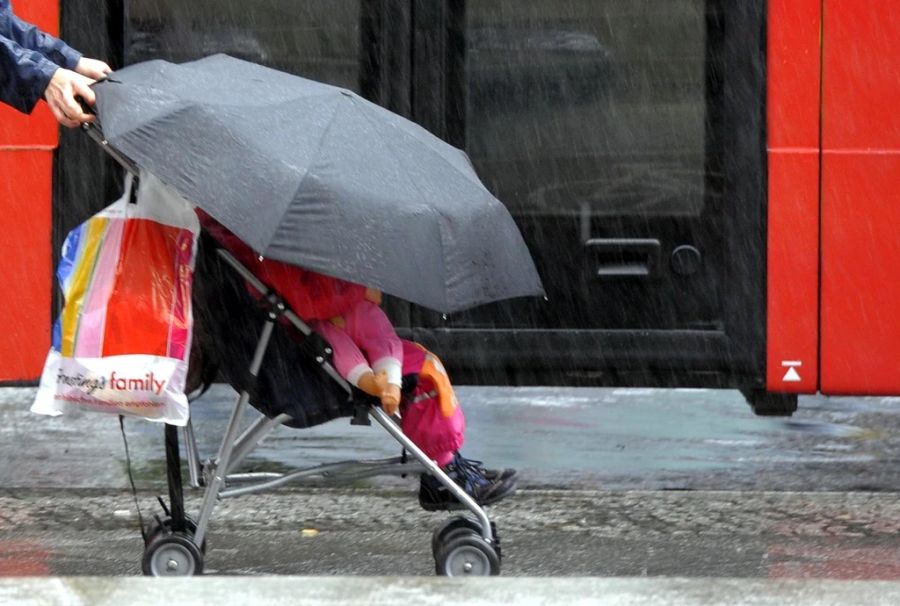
466,0,707,217
127,0,361,90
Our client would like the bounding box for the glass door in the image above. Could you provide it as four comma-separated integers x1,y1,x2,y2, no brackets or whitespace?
406,1,767,387
111,0,766,388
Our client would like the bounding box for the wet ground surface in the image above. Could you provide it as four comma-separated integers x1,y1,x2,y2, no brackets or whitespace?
3,488,900,578
3,385,900,492
2,386,900,578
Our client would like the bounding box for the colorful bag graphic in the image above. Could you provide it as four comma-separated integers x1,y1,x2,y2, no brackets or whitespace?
31,173,199,425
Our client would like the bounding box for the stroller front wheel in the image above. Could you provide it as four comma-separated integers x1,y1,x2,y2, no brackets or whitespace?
142,533,204,576
434,534,501,576
431,516,483,557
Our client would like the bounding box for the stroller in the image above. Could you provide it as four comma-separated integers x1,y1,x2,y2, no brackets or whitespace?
77,66,542,573
137,213,504,577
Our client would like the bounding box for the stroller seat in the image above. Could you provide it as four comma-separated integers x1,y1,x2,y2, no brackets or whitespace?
143,230,502,577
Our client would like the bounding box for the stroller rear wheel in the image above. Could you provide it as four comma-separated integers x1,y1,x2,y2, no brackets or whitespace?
434,534,501,576
144,515,207,554
142,532,204,576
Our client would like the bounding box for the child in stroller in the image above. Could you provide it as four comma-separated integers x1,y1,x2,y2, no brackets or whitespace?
196,211,518,510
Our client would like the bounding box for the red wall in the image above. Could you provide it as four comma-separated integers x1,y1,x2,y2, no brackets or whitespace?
820,1,900,394
0,0,59,381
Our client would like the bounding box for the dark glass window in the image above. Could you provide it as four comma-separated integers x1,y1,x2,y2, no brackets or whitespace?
465,0,708,218
126,0,362,90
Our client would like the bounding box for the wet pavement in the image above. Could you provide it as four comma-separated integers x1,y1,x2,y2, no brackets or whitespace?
3,385,900,492
4,487,900,578
2,385,900,580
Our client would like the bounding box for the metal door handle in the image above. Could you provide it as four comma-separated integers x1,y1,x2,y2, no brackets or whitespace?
585,238,661,279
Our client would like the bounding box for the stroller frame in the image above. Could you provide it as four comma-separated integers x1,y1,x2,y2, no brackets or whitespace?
83,124,501,576
186,249,496,549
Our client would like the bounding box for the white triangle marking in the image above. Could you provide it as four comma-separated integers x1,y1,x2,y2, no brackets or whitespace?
782,367,802,382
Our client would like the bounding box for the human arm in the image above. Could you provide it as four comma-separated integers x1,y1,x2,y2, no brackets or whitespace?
1,2,81,70
0,2,109,121
0,32,59,113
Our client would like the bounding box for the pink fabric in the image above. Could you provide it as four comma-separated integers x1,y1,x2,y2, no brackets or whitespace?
312,301,402,386
398,341,465,464
400,374,465,465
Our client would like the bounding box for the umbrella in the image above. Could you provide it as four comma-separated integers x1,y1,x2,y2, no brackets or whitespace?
93,54,544,314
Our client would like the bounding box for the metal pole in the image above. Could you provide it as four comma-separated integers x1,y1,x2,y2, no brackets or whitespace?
164,424,186,533
193,318,276,547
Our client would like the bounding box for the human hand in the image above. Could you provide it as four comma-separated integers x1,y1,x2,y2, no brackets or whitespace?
43,68,97,128
75,57,112,80
365,288,383,306
381,383,401,416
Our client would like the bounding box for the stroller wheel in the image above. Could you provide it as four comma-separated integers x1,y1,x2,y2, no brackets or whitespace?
432,517,501,562
142,533,204,576
434,534,501,577
431,516,482,557
145,515,207,554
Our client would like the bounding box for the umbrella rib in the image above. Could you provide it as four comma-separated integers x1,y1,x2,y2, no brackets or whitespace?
357,101,488,192
264,96,346,260
349,97,452,311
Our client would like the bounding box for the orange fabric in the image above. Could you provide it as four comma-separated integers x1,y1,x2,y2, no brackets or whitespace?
416,345,458,418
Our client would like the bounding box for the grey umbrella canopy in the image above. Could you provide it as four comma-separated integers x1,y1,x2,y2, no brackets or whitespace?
93,54,544,314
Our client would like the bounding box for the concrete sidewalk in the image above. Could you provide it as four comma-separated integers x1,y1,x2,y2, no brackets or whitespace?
3,576,900,606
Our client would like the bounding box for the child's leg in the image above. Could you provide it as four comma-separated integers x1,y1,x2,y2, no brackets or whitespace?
311,320,379,393
343,301,403,387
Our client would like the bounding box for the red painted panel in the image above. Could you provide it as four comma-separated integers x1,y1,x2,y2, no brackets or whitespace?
765,0,821,392
767,0,821,149
0,0,59,147
766,152,819,393
820,1,900,394
0,152,53,382
821,154,900,394
823,1,900,150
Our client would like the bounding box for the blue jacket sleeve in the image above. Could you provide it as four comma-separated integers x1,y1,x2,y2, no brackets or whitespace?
1,2,81,70
1,33,59,113
0,0,82,114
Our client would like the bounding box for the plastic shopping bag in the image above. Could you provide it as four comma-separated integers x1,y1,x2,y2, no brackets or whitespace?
31,172,199,425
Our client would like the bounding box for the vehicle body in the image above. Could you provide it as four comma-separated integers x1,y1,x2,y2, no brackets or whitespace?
2,0,898,415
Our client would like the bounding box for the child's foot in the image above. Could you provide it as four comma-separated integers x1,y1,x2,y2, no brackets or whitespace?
461,457,518,483
418,453,517,511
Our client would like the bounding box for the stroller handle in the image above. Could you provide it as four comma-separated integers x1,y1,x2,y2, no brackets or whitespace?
80,79,140,176
81,120,140,176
